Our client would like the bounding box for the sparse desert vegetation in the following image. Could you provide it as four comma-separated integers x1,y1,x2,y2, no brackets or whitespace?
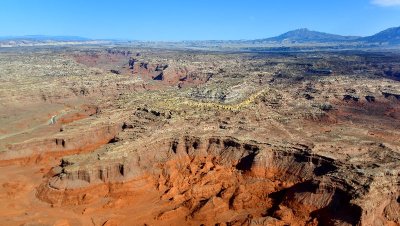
0,44,399,225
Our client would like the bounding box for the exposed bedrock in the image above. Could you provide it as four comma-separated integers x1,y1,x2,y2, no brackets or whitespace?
0,124,121,166
37,136,399,225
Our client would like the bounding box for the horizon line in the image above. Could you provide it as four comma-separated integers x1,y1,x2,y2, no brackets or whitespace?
0,25,398,42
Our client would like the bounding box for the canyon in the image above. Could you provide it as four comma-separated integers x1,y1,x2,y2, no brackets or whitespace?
0,47,399,225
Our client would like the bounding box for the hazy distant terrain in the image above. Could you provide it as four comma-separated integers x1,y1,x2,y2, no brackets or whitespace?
2,26,400,49
0,35,110,47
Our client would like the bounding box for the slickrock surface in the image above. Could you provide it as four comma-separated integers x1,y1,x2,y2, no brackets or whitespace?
0,47,399,226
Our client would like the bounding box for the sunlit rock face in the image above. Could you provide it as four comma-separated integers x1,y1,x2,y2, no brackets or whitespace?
0,47,399,226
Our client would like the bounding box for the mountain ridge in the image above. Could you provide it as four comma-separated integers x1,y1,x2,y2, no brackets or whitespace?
1,26,400,46
360,26,400,44
258,28,361,43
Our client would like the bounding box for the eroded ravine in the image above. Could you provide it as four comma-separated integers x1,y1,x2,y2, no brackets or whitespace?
2,49,400,226
35,135,399,226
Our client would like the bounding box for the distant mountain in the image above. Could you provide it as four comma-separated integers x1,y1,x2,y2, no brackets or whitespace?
2,26,400,48
361,26,400,44
258,28,360,43
0,35,91,42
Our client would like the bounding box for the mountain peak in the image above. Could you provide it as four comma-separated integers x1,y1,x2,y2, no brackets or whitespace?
264,28,359,43
362,26,400,44
293,28,310,32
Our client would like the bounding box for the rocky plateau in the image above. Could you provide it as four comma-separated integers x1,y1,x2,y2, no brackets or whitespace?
0,46,399,226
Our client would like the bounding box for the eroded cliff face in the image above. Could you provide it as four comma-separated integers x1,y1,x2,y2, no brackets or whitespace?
36,136,399,226
0,124,121,166
1,49,400,226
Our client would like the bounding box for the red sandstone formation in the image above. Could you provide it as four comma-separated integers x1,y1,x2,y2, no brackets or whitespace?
0,48,399,226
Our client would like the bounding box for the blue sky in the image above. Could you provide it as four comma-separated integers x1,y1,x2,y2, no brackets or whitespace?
0,0,399,40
